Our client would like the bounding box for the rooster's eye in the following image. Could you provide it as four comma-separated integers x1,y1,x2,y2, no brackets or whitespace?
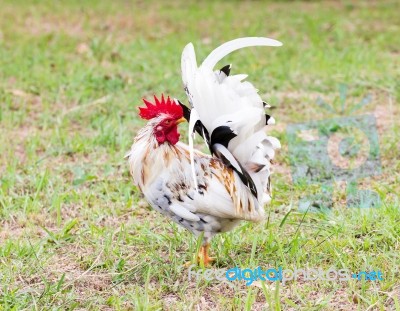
165,120,171,125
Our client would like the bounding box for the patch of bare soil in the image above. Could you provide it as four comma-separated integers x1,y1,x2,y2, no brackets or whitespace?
0,221,27,244
25,16,84,38
374,95,398,136
16,244,113,303
174,274,374,310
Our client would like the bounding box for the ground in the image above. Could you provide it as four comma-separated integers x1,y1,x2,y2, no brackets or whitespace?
0,0,399,310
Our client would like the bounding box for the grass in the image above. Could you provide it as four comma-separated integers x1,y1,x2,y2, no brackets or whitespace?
0,0,399,310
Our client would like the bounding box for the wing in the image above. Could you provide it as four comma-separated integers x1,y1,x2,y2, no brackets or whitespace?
143,145,265,226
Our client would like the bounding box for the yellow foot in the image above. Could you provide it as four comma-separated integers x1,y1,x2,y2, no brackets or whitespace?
183,243,215,267
200,255,215,267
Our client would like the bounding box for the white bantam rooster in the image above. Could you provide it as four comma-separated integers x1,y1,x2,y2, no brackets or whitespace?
127,37,282,265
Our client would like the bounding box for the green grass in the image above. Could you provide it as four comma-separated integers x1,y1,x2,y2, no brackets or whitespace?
0,0,399,310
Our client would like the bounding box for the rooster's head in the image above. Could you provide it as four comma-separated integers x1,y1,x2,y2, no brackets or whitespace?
138,94,185,145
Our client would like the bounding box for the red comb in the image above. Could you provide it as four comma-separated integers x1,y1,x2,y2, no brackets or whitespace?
138,94,183,120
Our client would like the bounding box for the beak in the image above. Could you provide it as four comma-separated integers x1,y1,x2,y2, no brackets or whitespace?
175,117,186,125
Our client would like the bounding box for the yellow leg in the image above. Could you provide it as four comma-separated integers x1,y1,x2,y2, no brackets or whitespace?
198,243,214,266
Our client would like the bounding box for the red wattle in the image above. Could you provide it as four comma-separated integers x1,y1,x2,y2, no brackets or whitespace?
165,126,180,145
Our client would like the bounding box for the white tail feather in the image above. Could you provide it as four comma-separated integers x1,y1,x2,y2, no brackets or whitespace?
188,109,200,190
182,37,282,201
201,37,282,70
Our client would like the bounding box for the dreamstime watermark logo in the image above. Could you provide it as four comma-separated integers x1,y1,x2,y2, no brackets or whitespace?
286,85,382,210
188,265,384,287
